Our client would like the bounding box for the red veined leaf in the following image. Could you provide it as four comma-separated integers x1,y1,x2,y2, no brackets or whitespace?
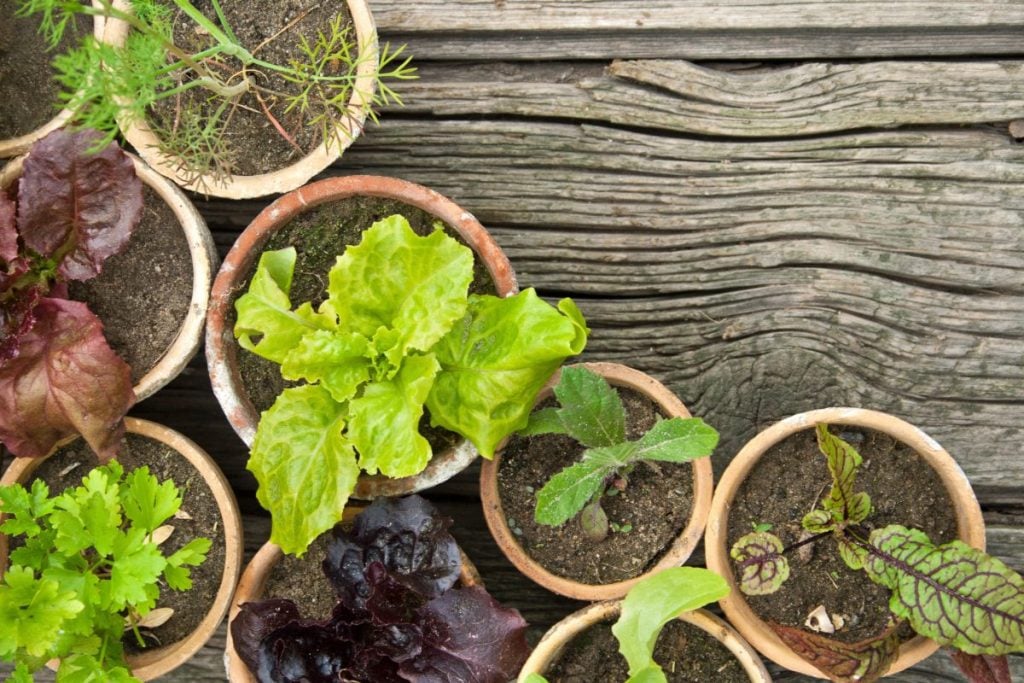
0,297,135,460
770,620,901,683
0,189,16,263
16,129,142,281
948,650,1011,683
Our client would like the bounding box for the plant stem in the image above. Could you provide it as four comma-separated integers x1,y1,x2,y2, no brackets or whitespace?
208,0,240,44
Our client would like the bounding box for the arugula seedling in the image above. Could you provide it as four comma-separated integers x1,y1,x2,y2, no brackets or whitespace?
231,495,529,683
0,461,211,682
525,566,730,683
0,129,140,461
730,423,1024,683
18,0,416,184
233,214,588,555
522,366,718,540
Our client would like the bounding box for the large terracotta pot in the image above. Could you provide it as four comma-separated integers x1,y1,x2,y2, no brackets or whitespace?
0,418,244,681
704,407,986,679
0,153,216,401
100,0,379,199
480,362,714,601
518,600,772,682
206,174,517,498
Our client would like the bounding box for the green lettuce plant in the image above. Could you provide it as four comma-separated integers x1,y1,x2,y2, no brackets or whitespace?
0,461,210,682
234,214,588,555
522,366,718,541
524,567,730,683
18,0,415,183
730,424,1024,683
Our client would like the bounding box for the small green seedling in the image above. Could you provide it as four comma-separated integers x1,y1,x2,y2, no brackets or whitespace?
0,461,210,682
18,0,416,183
752,521,773,533
730,424,1024,683
525,567,729,683
522,366,718,541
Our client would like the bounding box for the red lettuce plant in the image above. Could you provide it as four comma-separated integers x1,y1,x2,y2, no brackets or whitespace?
0,129,141,461
232,495,530,683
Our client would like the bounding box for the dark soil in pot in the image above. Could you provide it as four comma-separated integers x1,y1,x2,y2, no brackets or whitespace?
545,619,748,683
262,531,339,621
725,425,958,644
149,0,353,176
68,185,193,384
229,195,496,452
22,433,227,653
497,389,695,585
0,9,90,139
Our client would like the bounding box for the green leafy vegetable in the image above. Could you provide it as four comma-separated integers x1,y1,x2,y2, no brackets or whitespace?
236,215,588,555
0,461,210,681
730,531,790,596
529,366,718,532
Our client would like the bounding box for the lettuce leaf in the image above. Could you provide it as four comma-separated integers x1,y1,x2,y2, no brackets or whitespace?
249,385,359,556
0,298,134,460
0,190,16,263
16,129,141,282
281,329,370,403
427,292,588,457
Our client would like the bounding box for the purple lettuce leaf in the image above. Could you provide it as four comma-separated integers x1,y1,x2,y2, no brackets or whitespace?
948,651,1011,683
255,622,355,683
398,585,529,683
324,496,461,604
231,599,305,678
0,297,135,460
0,190,16,263
0,284,41,362
16,129,142,281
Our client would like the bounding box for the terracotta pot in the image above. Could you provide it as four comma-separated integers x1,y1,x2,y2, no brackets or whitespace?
0,418,244,681
0,152,216,402
704,407,986,679
224,515,483,682
480,362,715,601
0,6,103,159
207,174,518,497
518,600,772,682
100,0,379,199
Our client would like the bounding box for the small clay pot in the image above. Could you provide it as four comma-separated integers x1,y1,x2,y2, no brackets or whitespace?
0,153,216,402
224,518,483,682
704,407,986,679
518,600,772,682
206,174,518,497
0,5,103,159
0,418,244,681
480,362,714,601
100,0,379,199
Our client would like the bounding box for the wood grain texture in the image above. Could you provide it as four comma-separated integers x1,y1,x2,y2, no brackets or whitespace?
397,60,1024,137
371,0,1024,59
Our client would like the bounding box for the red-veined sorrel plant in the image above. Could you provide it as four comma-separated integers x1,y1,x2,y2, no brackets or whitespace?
0,129,139,461
730,424,1024,683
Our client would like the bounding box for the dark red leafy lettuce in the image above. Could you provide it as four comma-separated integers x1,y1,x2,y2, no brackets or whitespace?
0,298,134,460
16,128,142,281
231,496,529,683
0,190,16,263
0,283,40,362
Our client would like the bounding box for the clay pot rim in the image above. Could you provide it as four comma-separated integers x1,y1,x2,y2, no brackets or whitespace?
99,0,379,199
0,7,104,159
517,600,772,682
0,417,244,681
704,406,986,679
0,152,216,402
479,361,714,602
223,515,482,682
206,173,517,498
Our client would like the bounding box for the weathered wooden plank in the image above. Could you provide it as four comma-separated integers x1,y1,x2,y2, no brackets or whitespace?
396,61,1024,137
372,0,1024,59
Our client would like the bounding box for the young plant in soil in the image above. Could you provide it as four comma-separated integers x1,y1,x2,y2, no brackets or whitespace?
0,128,140,461
0,460,210,681
234,214,588,555
18,0,415,183
231,495,530,683
730,423,1024,683
525,566,730,683
524,366,718,542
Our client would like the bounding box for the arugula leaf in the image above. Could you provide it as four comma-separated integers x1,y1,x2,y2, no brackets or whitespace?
234,247,336,364
428,291,589,457
249,385,359,556
611,567,729,680
120,466,181,534
325,215,473,355
551,365,626,448
349,353,440,478
518,407,566,437
534,443,633,526
632,417,719,463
